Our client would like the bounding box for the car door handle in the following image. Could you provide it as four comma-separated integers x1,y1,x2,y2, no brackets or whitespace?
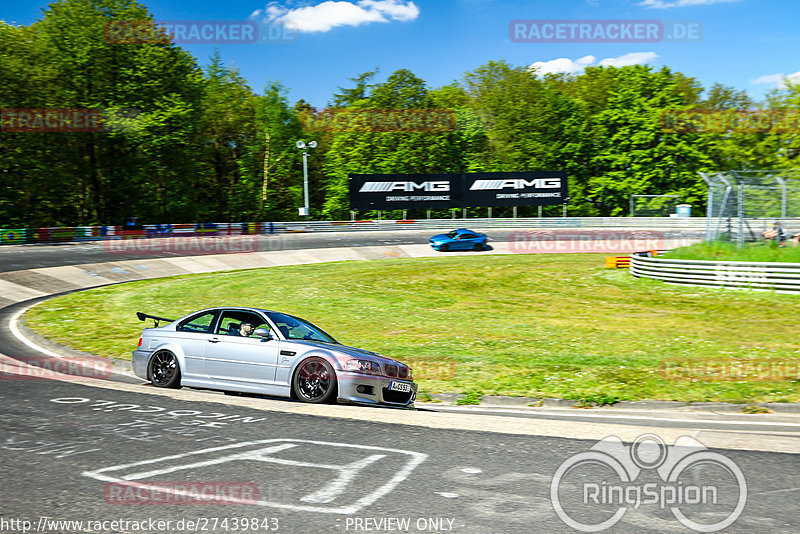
208,337,220,343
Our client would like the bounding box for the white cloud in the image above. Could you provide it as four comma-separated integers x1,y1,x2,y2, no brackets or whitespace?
528,55,595,75
359,0,419,21
598,52,659,68
638,0,738,8
252,0,420,33
528,52,658,75
751,70,800,88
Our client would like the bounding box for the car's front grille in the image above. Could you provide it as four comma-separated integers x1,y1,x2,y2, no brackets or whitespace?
382,387,414,405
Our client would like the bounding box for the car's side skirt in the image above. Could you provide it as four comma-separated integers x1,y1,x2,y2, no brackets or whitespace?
180,377,291,398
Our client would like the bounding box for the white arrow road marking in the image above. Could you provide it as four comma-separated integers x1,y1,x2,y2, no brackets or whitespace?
301,454,386,504
82,439,427,515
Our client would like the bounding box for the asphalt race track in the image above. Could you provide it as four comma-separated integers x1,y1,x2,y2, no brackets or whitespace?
1,377,798,534
0,228,703,273
1,229,799,534
0,231,465,272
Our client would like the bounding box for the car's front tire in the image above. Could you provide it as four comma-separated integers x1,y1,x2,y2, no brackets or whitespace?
292,357,337,403
440,243,449,252
148,350,181,388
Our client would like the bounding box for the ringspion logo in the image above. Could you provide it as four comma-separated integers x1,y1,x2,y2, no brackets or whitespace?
551,434,747,532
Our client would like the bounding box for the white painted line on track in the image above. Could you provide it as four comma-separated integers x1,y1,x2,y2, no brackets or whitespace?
83,439,428,514
8,305,139,380
427,405,800,428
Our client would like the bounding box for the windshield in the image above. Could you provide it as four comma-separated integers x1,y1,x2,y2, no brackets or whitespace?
446,231,458,238
266,312,338,344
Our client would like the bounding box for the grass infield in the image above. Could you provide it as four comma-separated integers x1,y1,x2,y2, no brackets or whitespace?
663,240,800,262
25,254,800,405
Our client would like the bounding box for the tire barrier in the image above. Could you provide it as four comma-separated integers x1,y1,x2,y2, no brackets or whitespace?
0,222,280,245
630,254,800,294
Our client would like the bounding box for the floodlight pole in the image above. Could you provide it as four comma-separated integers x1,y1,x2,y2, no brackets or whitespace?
302,150,310,221
296,140,316,221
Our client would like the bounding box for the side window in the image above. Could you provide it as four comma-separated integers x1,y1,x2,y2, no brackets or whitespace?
461,233,477,239
216,311,271,337
177,311,217,333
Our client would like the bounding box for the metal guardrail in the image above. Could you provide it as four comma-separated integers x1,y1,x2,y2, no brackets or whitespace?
630,254,800,294
0,217,708,245
283,217,709,233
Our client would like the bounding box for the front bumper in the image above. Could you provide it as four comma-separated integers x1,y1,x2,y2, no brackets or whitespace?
336,371,417,407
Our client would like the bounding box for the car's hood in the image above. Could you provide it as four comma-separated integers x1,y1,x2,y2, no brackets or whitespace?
284,339,399,364
430,233,450,242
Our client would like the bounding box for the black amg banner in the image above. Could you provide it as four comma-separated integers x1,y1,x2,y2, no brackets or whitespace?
349,171,568,210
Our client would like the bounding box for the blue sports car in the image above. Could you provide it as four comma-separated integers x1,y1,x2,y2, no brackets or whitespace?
429,228,489,251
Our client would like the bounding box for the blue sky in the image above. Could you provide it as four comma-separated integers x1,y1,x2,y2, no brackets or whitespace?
4,0,800,107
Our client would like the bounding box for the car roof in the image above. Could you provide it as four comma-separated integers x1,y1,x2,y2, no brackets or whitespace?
189,306,276,316
190,306,310,320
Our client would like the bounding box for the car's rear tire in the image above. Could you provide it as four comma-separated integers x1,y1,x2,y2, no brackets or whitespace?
440,243,449,252
292,357,337,404
473,242,483,251
148,350,181,388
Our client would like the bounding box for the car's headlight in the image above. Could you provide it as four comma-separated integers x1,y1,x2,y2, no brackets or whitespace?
345,359,382,374
383,363,412,379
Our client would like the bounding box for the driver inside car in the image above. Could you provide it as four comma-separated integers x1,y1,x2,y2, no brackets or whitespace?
239,322,255,337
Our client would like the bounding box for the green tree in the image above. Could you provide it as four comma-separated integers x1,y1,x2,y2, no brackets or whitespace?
195,51,257,221
575,66,709,215
320,69,478,219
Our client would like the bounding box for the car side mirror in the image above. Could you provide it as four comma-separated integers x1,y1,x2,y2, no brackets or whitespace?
254,328,272,340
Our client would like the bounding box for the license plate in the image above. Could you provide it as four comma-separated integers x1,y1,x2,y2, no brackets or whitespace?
389,382,412,393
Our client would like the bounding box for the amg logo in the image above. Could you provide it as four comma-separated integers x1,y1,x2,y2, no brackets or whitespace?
360,181,450,193
470,178,562,190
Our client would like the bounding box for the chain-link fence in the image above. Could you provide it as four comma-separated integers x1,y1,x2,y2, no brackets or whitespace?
701,170,800,247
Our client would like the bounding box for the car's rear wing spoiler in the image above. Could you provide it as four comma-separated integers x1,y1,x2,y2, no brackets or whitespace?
136,312,175,327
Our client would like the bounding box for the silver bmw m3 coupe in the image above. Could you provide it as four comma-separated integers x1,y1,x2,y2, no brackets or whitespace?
132,307,417,407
